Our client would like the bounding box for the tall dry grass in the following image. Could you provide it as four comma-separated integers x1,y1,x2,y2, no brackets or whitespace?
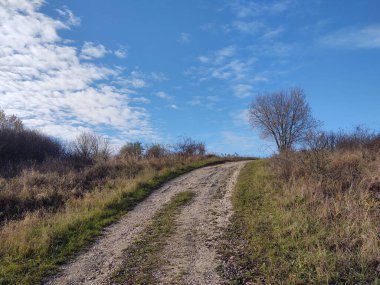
268,147,379,282
0,154,211,223
0,154,225,284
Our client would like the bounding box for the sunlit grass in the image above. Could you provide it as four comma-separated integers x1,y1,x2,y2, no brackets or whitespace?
0,157,224,285
221,159,379,284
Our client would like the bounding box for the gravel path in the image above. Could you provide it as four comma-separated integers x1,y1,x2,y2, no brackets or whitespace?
44,161,246,285
154,161,245,285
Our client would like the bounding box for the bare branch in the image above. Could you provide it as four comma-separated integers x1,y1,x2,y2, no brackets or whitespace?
248,88,317,153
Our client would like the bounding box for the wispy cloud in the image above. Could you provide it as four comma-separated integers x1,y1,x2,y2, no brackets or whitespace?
189,1,295,98
233,84,253,98
56,6,80,26
219,131,255,152
155,91,171,100
231,109,249,126
178,32,191,44
318,24,380,49
114,48,127,58
232,20,264,34
187,95,222,110
214,46,236,63
229,0,293,18
187,45,260,98
150,72,168,82
262,27,284,39
0,1,155,141
80,42,108,59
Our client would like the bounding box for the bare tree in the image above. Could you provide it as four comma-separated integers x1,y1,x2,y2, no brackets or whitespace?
248,88,318,153
71,131,111,161
0,109,23,131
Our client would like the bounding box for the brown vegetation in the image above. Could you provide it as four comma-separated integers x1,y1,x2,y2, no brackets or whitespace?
0,110,214,225
267,129,380,282
220,127,379,284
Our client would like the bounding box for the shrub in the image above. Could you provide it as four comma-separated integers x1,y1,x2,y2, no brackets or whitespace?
173,137,206,156
145,144,169,158
0,109,23,131
70,131,111,161
0,129,64,175
0,110,65,177
333,126,380,152
119,142,144,159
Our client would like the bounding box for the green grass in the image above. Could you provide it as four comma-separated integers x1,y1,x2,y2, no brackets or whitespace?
112,191,195,284
220,160,378,285
0,158,225,285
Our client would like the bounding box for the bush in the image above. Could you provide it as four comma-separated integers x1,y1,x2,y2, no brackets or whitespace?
70,131,111,162
0,109,23,131
119,142,144,160
174,137,206,156
0,110,65,177
0,129,64,173
330,126,380,152
145,144,169,158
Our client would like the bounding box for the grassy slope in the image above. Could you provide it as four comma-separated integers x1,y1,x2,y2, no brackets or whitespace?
112,191,195,284
220,160,378,285
0,158,225,285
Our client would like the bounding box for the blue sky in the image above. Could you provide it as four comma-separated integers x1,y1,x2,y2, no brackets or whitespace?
1,0,379,156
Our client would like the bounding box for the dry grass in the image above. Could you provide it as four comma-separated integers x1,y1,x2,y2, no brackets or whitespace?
0,155,211,223
0,155,227,285
222,149,379,284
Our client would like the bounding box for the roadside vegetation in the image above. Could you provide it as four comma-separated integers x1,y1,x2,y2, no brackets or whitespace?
0,109,232,285
220,89,380,284
223,137,379,284
112,191,195,284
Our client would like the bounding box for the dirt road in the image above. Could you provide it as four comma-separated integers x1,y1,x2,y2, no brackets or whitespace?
45,161,246,285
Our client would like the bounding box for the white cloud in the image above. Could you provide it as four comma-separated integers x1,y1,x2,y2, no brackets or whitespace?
170,104,178,109
230,0,293,18
262,27,284,39
132,97,151,104
114,49,127,58
0,0,155,141
56,6,80,26
187,95,221,110
231,109,249,126
233,84,253,98
188,97,202,106
214,46,236,63
178,32,191,44
198,56,210,63
155,91,171,100
319,25,380,49
232,21,264,34
188,56,253,83
220,131,255,151
80,42,108,59
150,72,168,82
186,45,266,99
